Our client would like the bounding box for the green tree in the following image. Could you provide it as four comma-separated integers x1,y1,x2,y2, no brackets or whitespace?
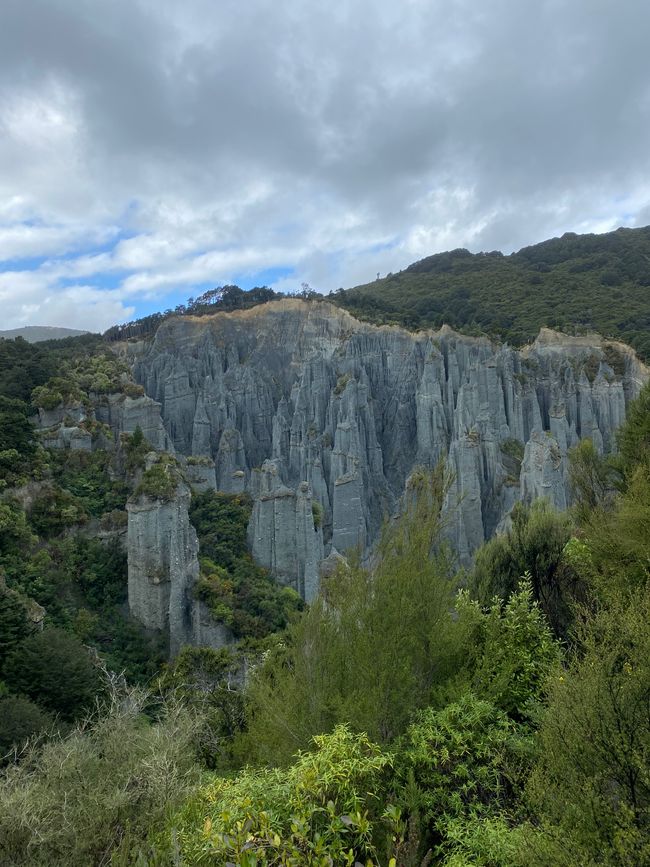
526,587,650,865
471,500,578,636
393,694,530,864
573,462,650,599
3,628,102,721
241,465,466,763
617,380,650,471
458,580,561,722
0,396,33,452
0,502,35,563
0,584,32,669
28,488,87,537
567,437,618,522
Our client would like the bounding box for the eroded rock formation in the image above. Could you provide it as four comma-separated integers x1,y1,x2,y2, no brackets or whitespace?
126,474,232,656
127,300,647,588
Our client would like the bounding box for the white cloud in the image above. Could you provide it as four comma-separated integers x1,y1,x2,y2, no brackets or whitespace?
0,0,649,329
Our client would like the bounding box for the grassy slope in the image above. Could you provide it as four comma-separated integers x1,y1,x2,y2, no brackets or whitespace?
335,225,650,359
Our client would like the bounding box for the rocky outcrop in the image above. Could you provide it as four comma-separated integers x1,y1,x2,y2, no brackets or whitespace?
131,301,648,581
183,457,217,492
34,392,171,453
40,423,93,451
93,393,172,450
126,476,232,655
248,460,324,602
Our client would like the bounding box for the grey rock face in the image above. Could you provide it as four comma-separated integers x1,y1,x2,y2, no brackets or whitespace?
183,458,217,492
248,461,324,602
126,478,231,655
191,599,233,649
94,393,172,450
40,424,93,451
131,302,648,580
34,391,171,453
35,403,93,452
36,403,87,429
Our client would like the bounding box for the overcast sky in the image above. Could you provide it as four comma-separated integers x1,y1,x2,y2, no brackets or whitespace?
1,0,650,331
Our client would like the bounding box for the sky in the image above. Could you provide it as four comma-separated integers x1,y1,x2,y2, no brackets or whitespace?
1,0,650,332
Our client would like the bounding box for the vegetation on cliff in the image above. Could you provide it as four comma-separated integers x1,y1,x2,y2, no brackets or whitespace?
335,225,650,359
100,225,650,362
0,336,165,750
190,490,303,638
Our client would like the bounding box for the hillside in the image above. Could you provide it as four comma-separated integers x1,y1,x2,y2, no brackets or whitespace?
336,225,650,359
0,326,90,343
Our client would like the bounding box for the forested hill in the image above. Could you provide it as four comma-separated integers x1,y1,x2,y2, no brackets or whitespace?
336,225,650,359
99,226,650,359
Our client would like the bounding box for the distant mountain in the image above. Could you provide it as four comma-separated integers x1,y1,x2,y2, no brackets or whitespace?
335,225,650,360
0,326,89,343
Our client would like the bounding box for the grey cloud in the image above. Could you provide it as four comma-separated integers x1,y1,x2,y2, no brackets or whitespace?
1,0,650,327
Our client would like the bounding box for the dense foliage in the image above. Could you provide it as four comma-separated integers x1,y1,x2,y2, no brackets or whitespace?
2,406,650,862
336,225,650,359
0,687,204,866
189,490,303,638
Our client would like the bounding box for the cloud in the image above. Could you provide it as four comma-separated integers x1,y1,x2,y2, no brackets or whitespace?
1,0,650,328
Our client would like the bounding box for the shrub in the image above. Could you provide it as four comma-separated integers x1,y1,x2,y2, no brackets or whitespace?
393,694,529,863
568,437,618,522
3,628,103,721
0,688,203,866
0,696,55,760
471,500,578,636
159,725,392,865
121,382,145,398
190,491,303,639
500,438,525,462
134,462,178,502
28,487,87,537
0,585,32,669
526,586,650,865
457,580,561,722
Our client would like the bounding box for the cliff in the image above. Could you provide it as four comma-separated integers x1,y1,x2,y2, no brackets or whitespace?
129,300,647,589
126,467,232,656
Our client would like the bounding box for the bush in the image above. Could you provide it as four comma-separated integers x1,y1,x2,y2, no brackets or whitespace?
159,725,392,866
28,487,87,537
526,587,650,865
0,502,35,559
49,449,129,517
568,437,618,522
3,628,103,721
0,397,35,458
471,500,578,636
190,491,304,638
0,586,32,670
0,688,203,866
0,696,55,759
133,462,178,501
457,580,561,722
617,380,650,471
393,694,529,863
